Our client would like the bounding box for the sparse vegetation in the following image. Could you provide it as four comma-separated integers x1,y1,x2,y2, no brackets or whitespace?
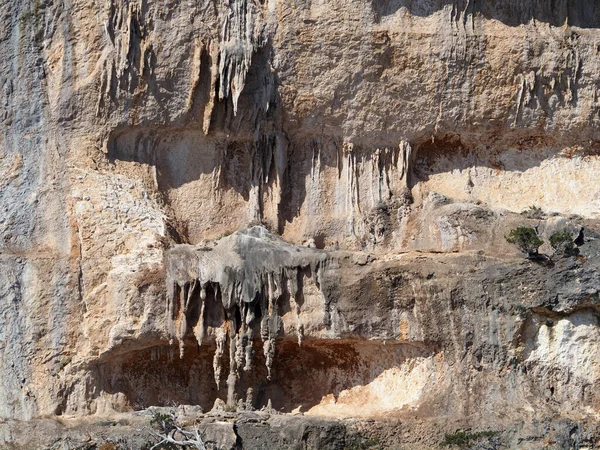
520,205,545,220
440,429,498,448
549,229,579,257
150,412,176,433
57,356,72,371
363,438,380,448
219,230,233,239
506,226,543,258
344,436,381,450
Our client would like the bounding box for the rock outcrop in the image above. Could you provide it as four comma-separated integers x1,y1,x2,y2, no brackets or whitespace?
1,0,600,448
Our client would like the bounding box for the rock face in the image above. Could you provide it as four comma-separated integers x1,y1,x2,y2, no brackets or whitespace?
2,0,600,448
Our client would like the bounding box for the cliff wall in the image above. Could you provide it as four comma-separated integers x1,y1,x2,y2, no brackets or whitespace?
1,1,600,448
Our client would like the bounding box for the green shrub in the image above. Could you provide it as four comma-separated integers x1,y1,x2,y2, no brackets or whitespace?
549,229,579,257
520,205,545,220
150,411,176,433
440,430,497,448
344,436,380,450
506,227,543,257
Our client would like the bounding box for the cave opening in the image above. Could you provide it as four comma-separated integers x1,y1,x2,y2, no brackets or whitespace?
92,338,435,416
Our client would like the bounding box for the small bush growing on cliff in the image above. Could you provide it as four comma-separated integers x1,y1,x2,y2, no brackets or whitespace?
344,436,380,450
506,227,543,258
549,229,579,257
520,205,545,220
440,429,497,448
150,412,177,434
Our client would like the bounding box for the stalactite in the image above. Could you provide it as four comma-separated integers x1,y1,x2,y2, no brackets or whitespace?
176,279,197,358
217,0,264,115
213,326,227,388
342,142,359,236
174,282,187,357
398,140,413,188
244,328,254,371
247,141,264,223
178,314,186,359
227,317,238,404
193,286,207,346
166,282,176,345
263,338,275,381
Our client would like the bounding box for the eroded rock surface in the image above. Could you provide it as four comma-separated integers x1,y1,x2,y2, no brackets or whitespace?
2,0,600,448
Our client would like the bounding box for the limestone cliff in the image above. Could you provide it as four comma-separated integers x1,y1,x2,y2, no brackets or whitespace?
1,0,600,448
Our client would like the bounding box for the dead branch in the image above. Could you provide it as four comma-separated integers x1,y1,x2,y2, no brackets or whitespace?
149,411,206,450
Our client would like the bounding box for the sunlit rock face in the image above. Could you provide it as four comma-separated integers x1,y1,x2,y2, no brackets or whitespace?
2,0,600,448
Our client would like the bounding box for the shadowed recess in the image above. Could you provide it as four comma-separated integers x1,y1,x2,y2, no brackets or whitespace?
371,0,600,28
89,338,436,414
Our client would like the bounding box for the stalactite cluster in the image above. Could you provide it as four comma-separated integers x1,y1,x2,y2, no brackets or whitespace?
217,0,266,115
166,226,329,404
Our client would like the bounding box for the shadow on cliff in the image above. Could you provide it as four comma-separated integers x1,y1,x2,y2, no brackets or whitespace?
104,33,409,241
107,40,280,192
106,40,298,241
372,0,600,28
85,276,437,414
410,131,600,189
88,338,435,414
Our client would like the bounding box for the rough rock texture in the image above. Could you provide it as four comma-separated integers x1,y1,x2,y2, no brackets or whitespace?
2,0,600,448
2,407,600,449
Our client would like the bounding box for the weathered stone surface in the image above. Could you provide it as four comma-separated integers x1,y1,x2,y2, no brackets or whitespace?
2,409,600,449
2,0,600,448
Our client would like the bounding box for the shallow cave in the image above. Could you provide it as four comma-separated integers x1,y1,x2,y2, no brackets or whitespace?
91,337,434,415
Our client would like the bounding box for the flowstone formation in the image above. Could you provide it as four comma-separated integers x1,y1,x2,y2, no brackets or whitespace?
166,227,329,403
